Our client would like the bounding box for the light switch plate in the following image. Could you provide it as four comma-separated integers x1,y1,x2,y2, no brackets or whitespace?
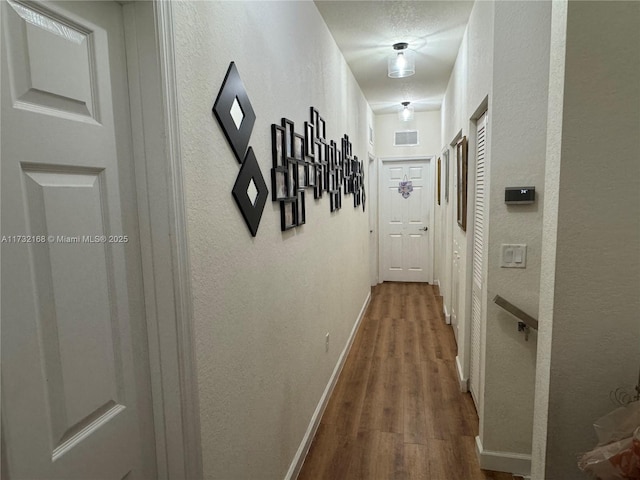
501,244,527,268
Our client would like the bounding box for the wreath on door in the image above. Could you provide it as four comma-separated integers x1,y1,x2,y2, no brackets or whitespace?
398,175,413,199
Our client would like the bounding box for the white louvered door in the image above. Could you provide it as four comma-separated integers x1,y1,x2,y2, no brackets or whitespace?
469,112,488,408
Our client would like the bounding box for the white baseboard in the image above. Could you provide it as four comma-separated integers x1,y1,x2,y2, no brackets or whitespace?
455,356,468,392
285,291,371,480
434,279,440,287
444,304,451,325
475,436,531,477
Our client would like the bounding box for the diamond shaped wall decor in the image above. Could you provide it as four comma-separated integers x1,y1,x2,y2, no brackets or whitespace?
213,62,256,163
232,148,268,237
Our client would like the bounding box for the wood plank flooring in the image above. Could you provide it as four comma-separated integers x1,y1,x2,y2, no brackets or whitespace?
297,282,514,480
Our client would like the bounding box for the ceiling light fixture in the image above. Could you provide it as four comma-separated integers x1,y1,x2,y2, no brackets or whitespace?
388,42,415,79
399,101,415,122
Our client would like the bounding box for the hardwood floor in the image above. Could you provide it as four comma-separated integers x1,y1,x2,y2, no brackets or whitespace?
297,282,514,480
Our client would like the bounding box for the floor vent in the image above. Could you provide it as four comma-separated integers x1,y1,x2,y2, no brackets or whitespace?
394,130,419,146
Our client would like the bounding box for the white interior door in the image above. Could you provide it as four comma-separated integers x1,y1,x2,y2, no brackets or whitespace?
451,238,461,343
469,112,488,407
368,154,379,286
1,1,156,478
380,159,432,283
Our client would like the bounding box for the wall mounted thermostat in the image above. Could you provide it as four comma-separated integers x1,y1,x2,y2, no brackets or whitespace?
505,187,535,204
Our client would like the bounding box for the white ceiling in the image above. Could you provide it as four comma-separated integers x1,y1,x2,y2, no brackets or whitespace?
314,0,474,115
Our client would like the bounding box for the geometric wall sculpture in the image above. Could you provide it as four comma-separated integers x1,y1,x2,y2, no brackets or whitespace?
213,62,267,237
213,62,256,163
270,106,366,231
232,148,268,237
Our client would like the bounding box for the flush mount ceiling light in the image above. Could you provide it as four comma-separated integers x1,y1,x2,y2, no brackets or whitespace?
388,42,415,79
399,101,415,121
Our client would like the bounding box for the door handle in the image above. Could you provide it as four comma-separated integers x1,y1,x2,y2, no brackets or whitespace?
419,226,428,231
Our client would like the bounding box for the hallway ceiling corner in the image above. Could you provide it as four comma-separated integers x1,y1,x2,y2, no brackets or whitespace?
314,0,474,115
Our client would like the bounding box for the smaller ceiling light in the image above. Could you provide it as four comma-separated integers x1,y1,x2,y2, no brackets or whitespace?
388,42,415,79
399,101,415,122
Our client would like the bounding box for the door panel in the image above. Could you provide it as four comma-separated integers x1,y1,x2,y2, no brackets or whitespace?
451,238,461,343
470,112,489,408
2,1,155,478
5,0,99,122
380,160,432,282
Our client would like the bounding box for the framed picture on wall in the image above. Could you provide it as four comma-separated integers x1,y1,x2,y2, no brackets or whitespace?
280,199,296,231
314,164,324,199
310,107,319,127
443,149,450,203
456,136,468,231
316,116,326,140
296,191,306,226
271,167,289,201
437,157,441,206
282,118,295,159
306,163,316,187
328,140,335,170
297,160,307,190
271,124,286,168
294,133,305,161
315,139,325,164
305,121,315,159
287,160,297,197
330,189,341,212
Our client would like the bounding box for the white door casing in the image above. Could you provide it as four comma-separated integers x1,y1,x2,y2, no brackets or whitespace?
123,2,202,477
368,153,379,286
451,237,461,343
469,112,488,408
379,158,433,283
1,1,156,478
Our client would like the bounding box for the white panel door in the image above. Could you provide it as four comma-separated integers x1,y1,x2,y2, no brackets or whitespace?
1,1,156,478
451,238,461,344
380,160,432,282
470,112,489,408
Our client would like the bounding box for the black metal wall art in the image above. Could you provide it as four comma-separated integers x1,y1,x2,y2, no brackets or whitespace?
231,148,268,237
213,62,268,237
270,107,366,231
213,62,256,163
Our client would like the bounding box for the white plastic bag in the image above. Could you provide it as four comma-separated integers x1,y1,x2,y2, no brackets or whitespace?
578,402,640,479
594,402,640,445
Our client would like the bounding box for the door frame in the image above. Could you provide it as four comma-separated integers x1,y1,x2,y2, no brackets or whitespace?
464,101,491,412
377,155,435,284
368,153,379,286
123,3,202,479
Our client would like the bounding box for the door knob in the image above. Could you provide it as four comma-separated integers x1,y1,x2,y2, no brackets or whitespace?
419,226,428,231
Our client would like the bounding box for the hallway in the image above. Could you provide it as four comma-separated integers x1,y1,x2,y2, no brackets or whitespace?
298,282,514,479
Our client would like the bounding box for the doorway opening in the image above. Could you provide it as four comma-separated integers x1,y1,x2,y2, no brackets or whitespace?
378,157,434,283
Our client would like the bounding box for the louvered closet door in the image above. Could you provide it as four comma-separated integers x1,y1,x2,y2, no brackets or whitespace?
469,112,488,408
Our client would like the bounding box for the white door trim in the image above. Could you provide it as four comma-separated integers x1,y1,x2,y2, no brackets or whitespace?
124,3,202,479
377,155,435,283
368,153,379,286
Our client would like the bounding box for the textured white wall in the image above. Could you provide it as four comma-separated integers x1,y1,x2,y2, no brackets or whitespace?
534,2,640,478
437,0,551,466
436,0,495,393
436,35,463,342
531,1,567,475
371,111,440,285
480,0,551,456
374,110,441,159
172,2,371,478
